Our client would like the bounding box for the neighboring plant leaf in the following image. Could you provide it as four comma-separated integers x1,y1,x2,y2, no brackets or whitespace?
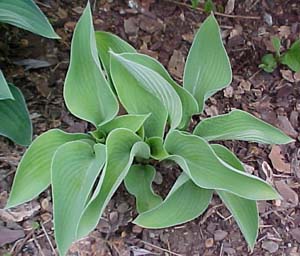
95,31,136,77
272,36,281,57
0,84,31,146
259,53,277,73
77,128,150,238
0,70,13,100
191,0,200,8
183,14,232,113
125,164,162,213
134,173,212,228
6,129,90,208
281,40,300,72
52,142,106,256
193,109,294,144
64,3,118,127
110,52,182,130
204,0,215,14
110,53,168,138
164,130,280,200
0,0,59,39
118,53,198,129
211,144,258,249
99,114,150,134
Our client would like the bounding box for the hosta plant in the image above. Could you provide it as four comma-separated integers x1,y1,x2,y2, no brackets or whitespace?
0,0,59,145
6,3,293,255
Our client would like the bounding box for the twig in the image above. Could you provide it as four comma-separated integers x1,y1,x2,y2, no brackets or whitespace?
35,1,51,8
166,0,261,20
140,240,183,256
41,222,57,255
33,235,46,256
12,230,34,256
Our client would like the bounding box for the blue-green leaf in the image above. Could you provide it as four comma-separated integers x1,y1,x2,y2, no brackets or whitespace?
212,144,258,249
77,128,150,238
183,14,232,112
52,142,106,256
164,130,280,200
193,109,294,144
134,173,212,228
0,84,31,146
0,0,59,39
64,3,118,127
0,70,13,100
125,164,162,213
6,129,90,208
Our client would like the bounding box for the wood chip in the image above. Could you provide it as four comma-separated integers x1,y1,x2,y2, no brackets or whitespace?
275,180,299,208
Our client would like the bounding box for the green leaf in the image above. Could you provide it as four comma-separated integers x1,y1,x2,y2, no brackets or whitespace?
0,84,31,146
146,137,169,160
191,0,200,8
281,40,300,72
64,3,118,127
99,114,150,134
52,142,106,256
0,70,13,100
193,109,294,144
183,14,232,113
272,36,281,57
125,164,162,213
118,53,198,129
95,31,136,77
134,173,212,228
204,0,215,14
6,129,90,208
259,53,277,73
110,52,182,130
110,53,168,138
211,144,258,249
0,0,59,39
164,130,280,200
77,128,150,238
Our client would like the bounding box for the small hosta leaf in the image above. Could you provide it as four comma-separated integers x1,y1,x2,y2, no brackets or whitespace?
193,109,294,144
183,14,232,113
77,128,150,238
272,37,281,57
125,165,162,213
212,144,258,249
0,70,13,100
110,53,168,138
164,130,280,200
0,0,59,39
95,31,136,77
0,84,31,146
134,173,212,228
281,40,300,72
64,3,118,127
99,114,150,134
110,52,182,130
52,142,106,256
259,54,277,73
118,53,198,129
6,129,90,208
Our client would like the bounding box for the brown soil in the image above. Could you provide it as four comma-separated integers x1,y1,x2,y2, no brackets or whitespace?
0,0,300,255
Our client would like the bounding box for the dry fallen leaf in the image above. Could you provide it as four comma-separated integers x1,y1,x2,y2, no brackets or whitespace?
168,50,185,79
0,227,25,246
275,180,298,208
269,145,291,173
225,0,235,14
280,69,295,83
0,203,40,222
